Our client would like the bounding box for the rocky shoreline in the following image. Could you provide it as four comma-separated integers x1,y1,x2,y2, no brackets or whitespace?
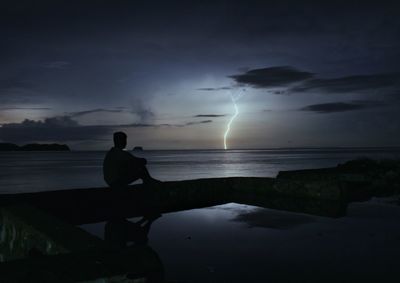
1,158,399,222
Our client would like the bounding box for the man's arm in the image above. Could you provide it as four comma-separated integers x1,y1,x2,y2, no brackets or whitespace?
127,152,147,165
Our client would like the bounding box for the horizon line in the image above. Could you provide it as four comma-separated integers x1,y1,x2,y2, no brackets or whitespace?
72,146,400,151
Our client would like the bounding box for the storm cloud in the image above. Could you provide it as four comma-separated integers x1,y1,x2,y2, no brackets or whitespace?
0,116,108,143
130,99,155,124
0,116,156,143
69,108,125,118
0,115,214,143
229,66,400,98
194,114,226,118
300,101,384,113
184,120,213,126
229,66,314,88
293,72,400,94
0,107,51,111
197,87,232,91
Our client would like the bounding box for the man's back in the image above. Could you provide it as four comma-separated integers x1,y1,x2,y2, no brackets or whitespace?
103,147,133,187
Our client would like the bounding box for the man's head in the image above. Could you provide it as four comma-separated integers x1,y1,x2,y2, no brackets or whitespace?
113,131,127,149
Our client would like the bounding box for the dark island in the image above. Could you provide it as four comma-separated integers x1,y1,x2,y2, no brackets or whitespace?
132,146,143,151
0,143,70,151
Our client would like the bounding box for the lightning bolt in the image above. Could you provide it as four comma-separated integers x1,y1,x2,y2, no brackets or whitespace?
223,95,239,150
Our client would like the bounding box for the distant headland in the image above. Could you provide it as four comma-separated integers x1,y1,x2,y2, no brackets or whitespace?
0,143,70,151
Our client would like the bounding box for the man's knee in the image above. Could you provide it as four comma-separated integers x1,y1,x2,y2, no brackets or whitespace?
131,164,148,177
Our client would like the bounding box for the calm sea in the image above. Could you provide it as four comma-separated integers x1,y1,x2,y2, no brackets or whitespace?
0,148,399,194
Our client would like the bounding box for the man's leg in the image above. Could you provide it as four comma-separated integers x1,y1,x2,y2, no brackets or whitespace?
117,166,159,187
138,166,163,185
137,165,153,183
129,158,161,185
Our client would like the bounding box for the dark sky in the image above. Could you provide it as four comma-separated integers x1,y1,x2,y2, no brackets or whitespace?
1,0,400,149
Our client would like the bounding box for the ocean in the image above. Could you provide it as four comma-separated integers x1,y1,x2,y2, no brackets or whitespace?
0,148,399,194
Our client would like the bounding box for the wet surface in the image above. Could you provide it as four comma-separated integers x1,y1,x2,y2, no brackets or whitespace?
80,199,400,282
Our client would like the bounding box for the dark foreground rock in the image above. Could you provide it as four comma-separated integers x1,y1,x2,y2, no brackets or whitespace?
0,205,163,282
277,158,400,200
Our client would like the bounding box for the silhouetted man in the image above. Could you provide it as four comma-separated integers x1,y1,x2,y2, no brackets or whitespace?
103,131,160,189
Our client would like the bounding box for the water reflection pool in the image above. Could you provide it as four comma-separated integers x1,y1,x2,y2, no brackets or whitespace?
81,201,400,282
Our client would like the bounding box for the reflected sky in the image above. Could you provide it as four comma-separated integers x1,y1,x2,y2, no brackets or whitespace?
81,200,400,282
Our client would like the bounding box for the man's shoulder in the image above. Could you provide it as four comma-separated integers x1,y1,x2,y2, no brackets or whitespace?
105,147,118,156
107,147,134,158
